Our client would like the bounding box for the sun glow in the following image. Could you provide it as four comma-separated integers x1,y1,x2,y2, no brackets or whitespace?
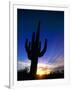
37,68,51,76
36,63,51,76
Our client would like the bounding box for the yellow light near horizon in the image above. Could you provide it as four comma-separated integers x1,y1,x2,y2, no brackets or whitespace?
37,69,45,76
36,68,51,76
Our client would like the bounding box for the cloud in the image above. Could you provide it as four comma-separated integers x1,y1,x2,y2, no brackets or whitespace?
17,60,31,71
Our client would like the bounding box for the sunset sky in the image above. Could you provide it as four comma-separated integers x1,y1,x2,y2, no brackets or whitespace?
17,9,64,72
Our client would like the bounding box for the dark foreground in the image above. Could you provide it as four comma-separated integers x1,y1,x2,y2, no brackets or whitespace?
17,69,64,81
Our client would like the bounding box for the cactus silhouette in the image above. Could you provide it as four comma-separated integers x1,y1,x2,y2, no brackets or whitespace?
25,21,47,76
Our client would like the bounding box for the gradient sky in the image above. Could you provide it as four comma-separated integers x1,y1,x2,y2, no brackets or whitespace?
17,9,64,65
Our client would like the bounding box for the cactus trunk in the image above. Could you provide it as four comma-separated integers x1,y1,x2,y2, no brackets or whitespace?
30,58,38,75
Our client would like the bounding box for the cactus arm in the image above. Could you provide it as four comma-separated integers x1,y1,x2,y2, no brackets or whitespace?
25,38,31,53
31,32,35,49
39,39,47,57
38,41,41,51
32,32,35,43
28,42,31,50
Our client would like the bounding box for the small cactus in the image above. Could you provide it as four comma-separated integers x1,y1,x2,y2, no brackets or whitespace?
25,21,47,75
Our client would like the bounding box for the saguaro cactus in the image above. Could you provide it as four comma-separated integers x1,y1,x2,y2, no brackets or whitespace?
25,21,47,76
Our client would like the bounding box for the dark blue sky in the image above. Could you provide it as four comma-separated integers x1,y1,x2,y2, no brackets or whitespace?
17,9,64,64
